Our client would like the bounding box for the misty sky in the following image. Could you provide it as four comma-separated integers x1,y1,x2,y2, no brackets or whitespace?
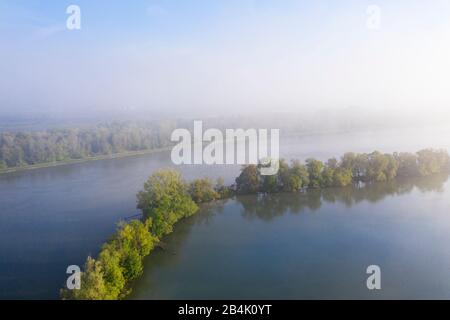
1,0,450,119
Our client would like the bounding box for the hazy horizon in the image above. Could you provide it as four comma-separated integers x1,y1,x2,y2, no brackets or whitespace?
1,0,450,125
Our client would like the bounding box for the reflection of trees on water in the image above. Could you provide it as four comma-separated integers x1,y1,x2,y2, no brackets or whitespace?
237,191,322,221
132,173,449,297
196,200,226,224
236,173,449,221
131,201,224,298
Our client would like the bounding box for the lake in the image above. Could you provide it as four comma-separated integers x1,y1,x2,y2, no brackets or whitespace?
1,126,450,299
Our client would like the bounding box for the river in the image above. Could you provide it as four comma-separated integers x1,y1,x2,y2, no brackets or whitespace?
130,175,450,299
0,126,449,299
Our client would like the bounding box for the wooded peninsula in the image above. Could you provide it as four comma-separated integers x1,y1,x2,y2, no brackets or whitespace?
61,148,450,300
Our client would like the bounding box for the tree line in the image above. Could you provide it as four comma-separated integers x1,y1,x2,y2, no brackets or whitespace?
61,148,449,299
235,149,450,194
0,122,177,170
237,173,450,222
60,169,235,299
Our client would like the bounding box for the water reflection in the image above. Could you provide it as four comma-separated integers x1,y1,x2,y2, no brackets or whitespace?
236,173,449,221
131,173,450,299
132,201,227,284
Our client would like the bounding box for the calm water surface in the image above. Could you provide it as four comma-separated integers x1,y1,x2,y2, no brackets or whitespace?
1,127,449,299
130,175,450,299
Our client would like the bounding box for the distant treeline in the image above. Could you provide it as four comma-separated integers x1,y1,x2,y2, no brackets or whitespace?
61,149,449,300
0,122,178,170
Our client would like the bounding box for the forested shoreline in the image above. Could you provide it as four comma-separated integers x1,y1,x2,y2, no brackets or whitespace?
61,148,450,300
0,122,177,171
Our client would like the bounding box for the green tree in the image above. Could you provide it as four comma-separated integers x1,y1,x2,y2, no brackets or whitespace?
115,219,157,257
341,152,357,172
306,158,324,188
384,154,399,180
277,159,292,191
288,160,309,190
64,218,158,300
417,149,450,176
61,257,110,300
321,165,335,187
137,169,198,238
235,165,261,194
332,168,353,187
366,151,389,182
98,245,125,299
214,177,233,199
188,178,220,203
395,152,419,177
0,122,179,169
121,248,143,281
341,153,368,180
261,174,278,193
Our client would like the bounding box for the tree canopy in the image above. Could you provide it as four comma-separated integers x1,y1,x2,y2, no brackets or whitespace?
137,169,198,238
234,149,449,194
62,148,449,300
0,122,176,169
